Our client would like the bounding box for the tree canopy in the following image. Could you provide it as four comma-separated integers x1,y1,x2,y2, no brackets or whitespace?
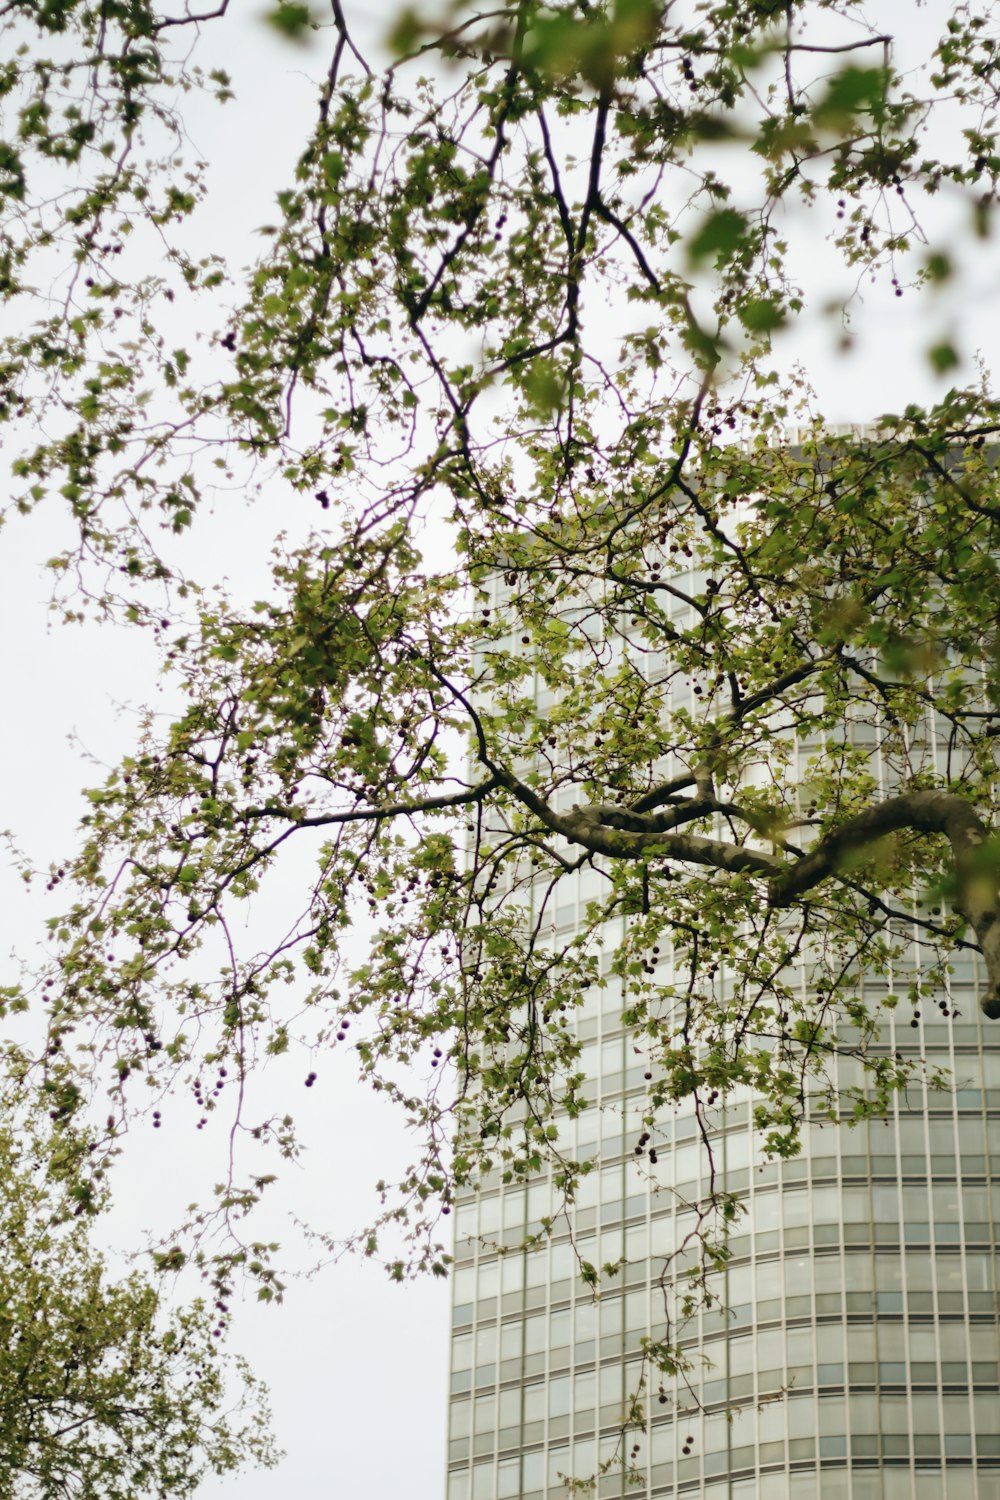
3,0,1000,1386
0,1086,276,1498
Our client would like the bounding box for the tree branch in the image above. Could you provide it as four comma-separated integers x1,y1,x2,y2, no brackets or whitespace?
539,785,1000,1014
551,798,782,878
769,790,1000,1017
631,654,831,815
243,777,499,828
427,662,1000,1016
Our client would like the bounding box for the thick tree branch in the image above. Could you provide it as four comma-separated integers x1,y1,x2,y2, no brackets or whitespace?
769,790,1000,1017
529,783,1000,1015
631,772,697,812
430,590,1000,1019
498,782,785,878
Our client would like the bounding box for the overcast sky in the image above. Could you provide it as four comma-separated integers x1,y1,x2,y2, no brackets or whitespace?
0,10,452,1498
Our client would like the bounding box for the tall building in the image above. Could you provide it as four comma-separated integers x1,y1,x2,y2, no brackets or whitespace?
444,529,1000,1500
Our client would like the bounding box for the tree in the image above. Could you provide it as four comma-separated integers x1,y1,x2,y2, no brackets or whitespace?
0,1080,277,1498
3,0,1000,1374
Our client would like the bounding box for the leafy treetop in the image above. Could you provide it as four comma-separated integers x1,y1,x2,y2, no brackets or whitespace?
0,1084,276,1498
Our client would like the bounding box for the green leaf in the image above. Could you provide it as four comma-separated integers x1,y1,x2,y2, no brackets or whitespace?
262,2,315,43
687,208,748,266
386,6,423,55
927,340,959,374
520,358,566,417
924,251,953,284
739,297,786,334
812,65,888,127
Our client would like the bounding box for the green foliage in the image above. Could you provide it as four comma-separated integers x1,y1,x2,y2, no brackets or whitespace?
264,1,317,43
2,0,1000,1435
687,208,749,266
0,1092,277,1498
811,64,889,129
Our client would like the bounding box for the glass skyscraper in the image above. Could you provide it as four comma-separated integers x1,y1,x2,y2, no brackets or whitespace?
444,541,1000,1500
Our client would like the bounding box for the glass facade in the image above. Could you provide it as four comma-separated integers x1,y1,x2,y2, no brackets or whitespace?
445,567,1000,1499
446,981,1000,1498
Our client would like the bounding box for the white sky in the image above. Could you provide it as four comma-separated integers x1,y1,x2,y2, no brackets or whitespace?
3,1,1000,1497
1,11,452,1499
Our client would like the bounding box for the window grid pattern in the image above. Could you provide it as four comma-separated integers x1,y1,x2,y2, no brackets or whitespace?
448,1008,1000,1498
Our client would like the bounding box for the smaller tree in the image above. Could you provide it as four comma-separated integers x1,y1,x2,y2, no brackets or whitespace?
0,1084,277,1500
